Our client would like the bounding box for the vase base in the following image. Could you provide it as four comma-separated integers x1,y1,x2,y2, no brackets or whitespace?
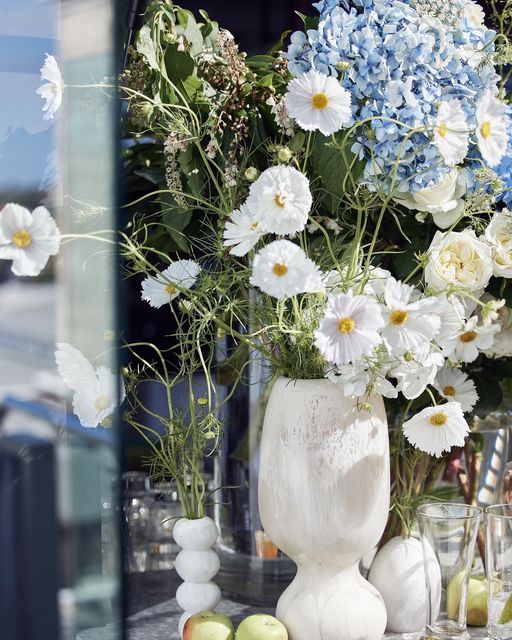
422,623,472,640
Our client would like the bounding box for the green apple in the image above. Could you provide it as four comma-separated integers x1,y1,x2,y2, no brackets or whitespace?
235,614,288,640
447,572,488,626
183,611,235,640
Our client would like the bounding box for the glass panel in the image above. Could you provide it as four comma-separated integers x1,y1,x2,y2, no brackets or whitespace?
0,1,121,639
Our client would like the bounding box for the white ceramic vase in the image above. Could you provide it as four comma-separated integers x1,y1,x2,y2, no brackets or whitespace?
173,516,221,638
258,377,390,640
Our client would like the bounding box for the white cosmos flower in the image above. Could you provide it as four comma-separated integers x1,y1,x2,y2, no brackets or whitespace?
392,359,438,400
380,278,441,355
434,294,466,353
0,203,60,276
36,54,64,120
250,239,323,299
55,343,125,429
484,209,512,278
141,260,200,308
403,402,470,458
433,100,469,167
443,315,499,362
222,204,263,257
476,91,510,168
434,366,478,413
314,293,385,366
394,169,467,229
246,165,312,235
425,229,493,293
285,69,352,136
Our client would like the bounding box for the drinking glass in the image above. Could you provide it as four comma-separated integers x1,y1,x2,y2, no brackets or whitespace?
486,504,512,639
417,503,482,640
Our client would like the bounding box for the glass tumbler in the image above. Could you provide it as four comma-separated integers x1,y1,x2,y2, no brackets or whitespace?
417,503,482,640
486,504,512,640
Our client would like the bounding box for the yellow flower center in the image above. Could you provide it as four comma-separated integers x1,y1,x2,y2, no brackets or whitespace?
95,395,111,412
438,122,448,138
250,222,259,231
274,194,286,209
338,317,355,334
311,92,329,110
480,121,492,139
429,411,448,427
272,263,288,277
166,284,177,295
12,229,32,249
443,385,457,397
390,309,409,326
460,330,477,343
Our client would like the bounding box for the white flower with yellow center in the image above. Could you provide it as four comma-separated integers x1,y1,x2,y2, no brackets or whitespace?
380,278,441,355
314,293,384,366
222,204,264,257
403,402,470,458
285,69,352,136
55,343,125,429
476,91,510,168
393,168,467,229
425,229,493,293
250,239,323,299
484,209,512,278
434,366,478,413
36,54,64,120
443,315,499,362
246,165,313,235
0,203,60,276
141,260,201,308
433,100,469,167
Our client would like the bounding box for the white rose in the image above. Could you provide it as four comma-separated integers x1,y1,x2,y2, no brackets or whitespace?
394,169,467,229
463,0,485,26
425,229,493,292
484,209,512,278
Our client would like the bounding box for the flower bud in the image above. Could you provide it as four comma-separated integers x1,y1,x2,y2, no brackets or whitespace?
244,166,259,181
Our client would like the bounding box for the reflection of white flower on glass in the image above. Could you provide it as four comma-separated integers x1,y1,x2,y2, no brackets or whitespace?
394,169,467,229
246,165,312,235
36,54,64,120
403,402,469,458
485,209,512,278
250,239,323,299
433,100,469,167
443,315,499,362
434,366,478,413
476,91,509,168
55,343,125,429
0,203,61,276
222,204,263,256
141,260,201,309
314,293,384,366
285,69,352,136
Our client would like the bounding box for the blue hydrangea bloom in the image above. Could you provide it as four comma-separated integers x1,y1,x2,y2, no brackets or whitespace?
495,125,512,207
286,0,499,193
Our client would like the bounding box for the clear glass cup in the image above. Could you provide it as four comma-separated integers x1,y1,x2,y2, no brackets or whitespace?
146,482,183,571
123,471,150,572
417,503,482,640
485,504,512,639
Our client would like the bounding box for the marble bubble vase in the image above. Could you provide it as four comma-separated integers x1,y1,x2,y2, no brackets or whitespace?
173,516,221,638
258,377,390,640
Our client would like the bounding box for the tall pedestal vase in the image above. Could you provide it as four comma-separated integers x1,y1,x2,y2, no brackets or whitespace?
259,377,390,640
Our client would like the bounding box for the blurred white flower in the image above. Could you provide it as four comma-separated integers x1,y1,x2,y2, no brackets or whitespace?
36,54,64,120
403,402,469,458
486,306,512,357
250,239,323,299
484,209,512,278
222,204,263,257
314,293,384,366
0,203,60,276
463,0,485,26
434,366,478,413
141,260,200,308
285,69,352,136
476,91,509,168
443,315,499,362
433,100,469,167
394,169,466,229
425,229,493,292
327,358,397,399
55,343,125,429
380,278,441,355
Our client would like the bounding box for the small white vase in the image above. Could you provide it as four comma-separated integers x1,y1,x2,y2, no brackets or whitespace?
173,516,221,638
368,536,441,633
258,377,390,640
